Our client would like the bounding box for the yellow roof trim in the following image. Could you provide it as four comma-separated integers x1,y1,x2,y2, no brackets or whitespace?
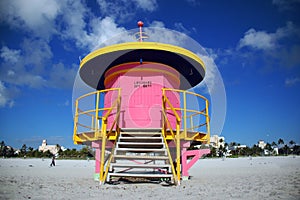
80,42,205,71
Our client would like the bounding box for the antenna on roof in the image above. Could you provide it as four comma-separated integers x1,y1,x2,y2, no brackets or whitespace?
135,21,148,42
137,21,144,42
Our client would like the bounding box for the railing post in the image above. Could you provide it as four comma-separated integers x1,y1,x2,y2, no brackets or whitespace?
116,89,121,131
91,115,94,132
183,91,187,138
99,118,107,184
73,99,79,143
95,91,100,138
205,99,210,142
162,89,165,135
176,121,181,185
190,115,193,132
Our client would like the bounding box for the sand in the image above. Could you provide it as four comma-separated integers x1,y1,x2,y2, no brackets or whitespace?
0,156,299,199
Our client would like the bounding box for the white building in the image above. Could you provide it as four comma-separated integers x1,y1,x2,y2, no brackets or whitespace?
38,140,59,155
258,140,266,149
210,135,225,149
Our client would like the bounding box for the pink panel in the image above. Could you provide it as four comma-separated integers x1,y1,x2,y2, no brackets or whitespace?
104,62,180,129
181,148,211,177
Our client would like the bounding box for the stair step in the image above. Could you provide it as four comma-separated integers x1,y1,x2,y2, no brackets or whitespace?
120,133,162,137
108,172,173,178
120,128,162,132
111,163,171,169
116,148,166,152
117,142,163,145
119,136,163,140
106,130,174,183
114,155,169,160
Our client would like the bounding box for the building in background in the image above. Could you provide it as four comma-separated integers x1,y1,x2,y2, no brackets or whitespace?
258,140,267,149
38,140,59,155
210,135,225,149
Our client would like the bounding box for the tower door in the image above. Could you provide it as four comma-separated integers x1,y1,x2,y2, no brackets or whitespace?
119,75,163,128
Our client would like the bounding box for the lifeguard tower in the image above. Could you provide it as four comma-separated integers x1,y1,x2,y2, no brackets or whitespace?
73,21,211,185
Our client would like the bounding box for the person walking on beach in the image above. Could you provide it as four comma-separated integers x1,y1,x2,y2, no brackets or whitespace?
50,155,55,167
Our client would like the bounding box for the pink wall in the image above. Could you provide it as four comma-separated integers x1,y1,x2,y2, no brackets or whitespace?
104,62,180,129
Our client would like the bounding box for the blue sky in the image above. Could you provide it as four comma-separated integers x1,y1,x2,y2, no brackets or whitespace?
0,0,299,149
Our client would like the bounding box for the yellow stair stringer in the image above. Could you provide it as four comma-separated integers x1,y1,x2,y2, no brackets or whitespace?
161,128,178,185
102,130,120,183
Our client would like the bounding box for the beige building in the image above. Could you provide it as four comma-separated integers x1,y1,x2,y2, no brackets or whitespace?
258,140,266,149
210,135,225,149
38,140,59,155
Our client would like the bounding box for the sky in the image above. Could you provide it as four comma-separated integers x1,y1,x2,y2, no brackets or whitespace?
0,0,299,149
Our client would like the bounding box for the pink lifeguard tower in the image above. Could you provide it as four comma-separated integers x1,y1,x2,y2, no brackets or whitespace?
73,22,210,185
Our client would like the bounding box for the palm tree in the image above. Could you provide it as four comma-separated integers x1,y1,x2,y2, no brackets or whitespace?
289,140,296,155
21,144,27,157
210,147,217,157
271,141,277,148
278,138,284,146
265,143,272,151
0,141,5,156
230,142,236,148
219,138,224,148
289,140,295,147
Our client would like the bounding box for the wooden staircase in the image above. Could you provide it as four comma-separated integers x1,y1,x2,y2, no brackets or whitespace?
107,130,174,183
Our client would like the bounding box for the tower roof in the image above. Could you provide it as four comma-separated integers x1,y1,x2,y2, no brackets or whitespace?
79,42,206,90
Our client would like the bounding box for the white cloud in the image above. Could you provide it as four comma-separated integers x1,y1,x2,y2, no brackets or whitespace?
64,100,70,106
96,0,132,21
85,17,127,50
58,100,70,107
58,1,90,47
285,77,300,87
133,0,157,11
185,0,201,6
238,29,276,50
0,81,16,108
0,46,21,64
194,52,227,137
149,20,165,28
174,22,191,35
21,38,53,71
0,0,60,40
54,1,127,51
0,39,51,88
0,1,129,96
272,0,300,11
0,1,134,107
145,27,191,47
234,22,300,71
0,41,76,90
49,63,78,89
96,0,157,22
238,22,299,50
0,1,131,51
280,45,300,68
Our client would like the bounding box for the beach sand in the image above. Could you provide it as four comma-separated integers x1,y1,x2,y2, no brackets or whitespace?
0,156,299,199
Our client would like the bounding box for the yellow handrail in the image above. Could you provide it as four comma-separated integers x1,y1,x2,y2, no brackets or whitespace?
73,88,121,143
162,89,182,184
162,88,210,142
162,93,179,185
161,122,178,185
161,88,210,184
102,128,120,182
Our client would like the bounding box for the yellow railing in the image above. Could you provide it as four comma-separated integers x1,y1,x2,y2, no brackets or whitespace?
73,88,121,144
73,87,209,185
162,92,181,185
73,88,121,184
161,88,210,184
162,88,210,142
